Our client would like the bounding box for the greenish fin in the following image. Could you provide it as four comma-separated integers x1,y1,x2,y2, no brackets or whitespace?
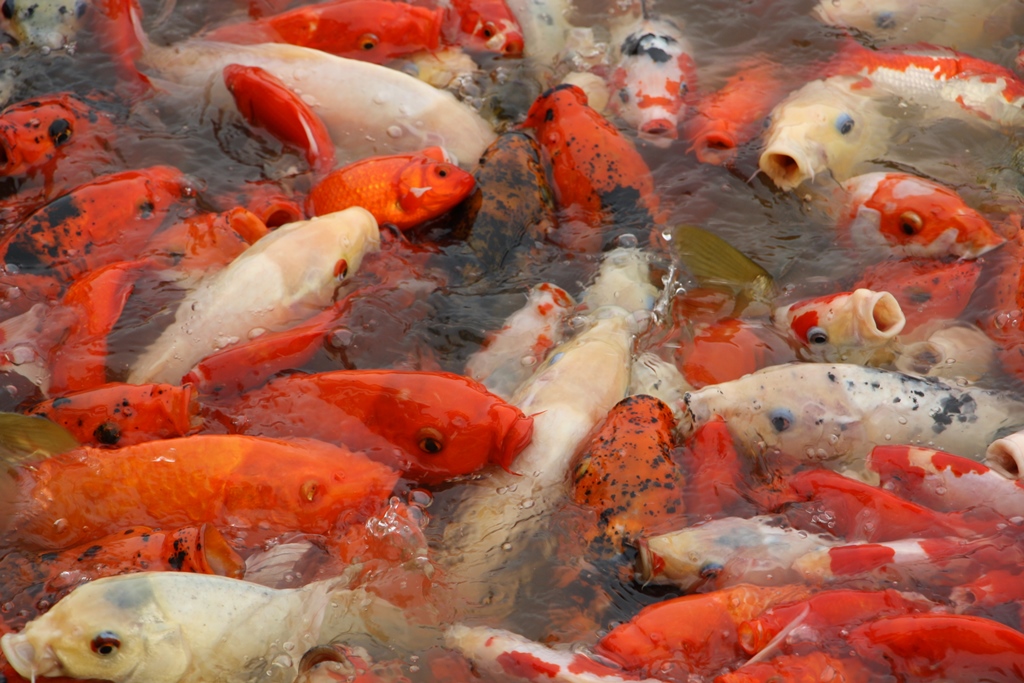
673,224,776,309
0,413,80,466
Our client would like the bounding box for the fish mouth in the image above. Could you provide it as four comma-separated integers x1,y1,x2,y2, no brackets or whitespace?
854,289,905,341
491,404,534,472
638,118,678,147
1,633,62,679
692,130,738,165
986,433,1024,479
759,144,818,191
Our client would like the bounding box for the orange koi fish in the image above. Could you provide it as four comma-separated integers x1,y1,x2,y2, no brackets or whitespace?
28,382,200,447
594,584,813,680
141,206,269,276
848,613,1024,682
0,166,193,281
0,434,400,551
571,394,686,556
521,84,660,251
608,15,698,147
835,172,1005,260
447,0,524,56
307,148,476,231
204,0,445,65
203,370,533,483
224,64,337,177
715,652,874,683
855,257,981,333
685,59,788,165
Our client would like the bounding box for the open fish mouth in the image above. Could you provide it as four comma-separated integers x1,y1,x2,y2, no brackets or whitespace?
758,143,819,190
1,633,62,679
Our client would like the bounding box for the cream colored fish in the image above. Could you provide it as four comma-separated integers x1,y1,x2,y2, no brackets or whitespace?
0,0,86,49
128,207,379,385
681,362,1024,470
0,572,439,683
759,76,895,191
131,6,496,168
441,248,655,613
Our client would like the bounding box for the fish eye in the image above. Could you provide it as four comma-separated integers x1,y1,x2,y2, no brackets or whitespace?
333,258,348,280
436,165,449,178
1,0,12,20
835,113,854,135
90,632,120,656
807,326,829,345
416,427,445,455
899,211,922,236
768,408,794,433
875,11,896,29
358,33,378,50
48,118,72,146
679,82,688,96
699,562,723,579
481,22,496,39
619,90,629,103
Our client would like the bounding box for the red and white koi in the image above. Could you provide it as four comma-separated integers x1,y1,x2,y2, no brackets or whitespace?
607,15,698,147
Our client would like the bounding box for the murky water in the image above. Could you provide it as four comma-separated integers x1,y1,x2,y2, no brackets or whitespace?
3,0,1024,679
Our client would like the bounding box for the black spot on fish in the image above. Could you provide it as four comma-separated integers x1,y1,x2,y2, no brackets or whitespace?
827,372,836,382
620,32,678,63
52,396,72,407
78,544,103,561
104,575,156,609
93,421,121,445
544,107,554,122
893,397,901,403
931,393,978,433
168,549,187,570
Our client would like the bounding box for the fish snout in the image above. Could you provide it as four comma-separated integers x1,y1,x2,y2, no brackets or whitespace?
852,289,905,341
691,128,738,165
951,209,1006,259
758,136,821,191
491,404,534,472
1,632,61,679
638,117,678,146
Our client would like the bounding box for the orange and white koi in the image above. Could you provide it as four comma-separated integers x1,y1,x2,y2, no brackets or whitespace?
607,15,697,147
448,0,525,56
834,172,1005,259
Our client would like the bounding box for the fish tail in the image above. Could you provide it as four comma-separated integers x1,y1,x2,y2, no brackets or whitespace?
94,0,153,98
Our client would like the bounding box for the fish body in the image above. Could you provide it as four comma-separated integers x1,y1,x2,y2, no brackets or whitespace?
307,148,475,231
138,33,496,167
607,16,697,147
202,369,534,483
127,207,380,386
0,572,431,683
835,172,1004,259
758,76,894,190
0,434,400,551
204,0,444,64
681,362,1024,468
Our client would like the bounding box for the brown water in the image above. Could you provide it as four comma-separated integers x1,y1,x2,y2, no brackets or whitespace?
3,0,1024,679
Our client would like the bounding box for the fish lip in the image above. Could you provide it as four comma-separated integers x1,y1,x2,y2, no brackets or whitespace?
492,406,534,473
1,633,62,679
758,142,817,191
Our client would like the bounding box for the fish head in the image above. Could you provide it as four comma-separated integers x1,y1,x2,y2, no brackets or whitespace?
0,0,88,49
640,517,770,591
0,94,97,178
1,576,190,683
759,77,890,190
812,0,918,40
682,366,865,463
841,172,1005,259
397,155,476,225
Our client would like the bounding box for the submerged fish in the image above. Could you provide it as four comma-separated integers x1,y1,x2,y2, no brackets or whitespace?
0,412,79,464
681,362,1024,469
0,572,439,683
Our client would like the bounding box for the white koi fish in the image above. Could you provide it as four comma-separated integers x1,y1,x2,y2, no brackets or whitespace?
128,207,380,385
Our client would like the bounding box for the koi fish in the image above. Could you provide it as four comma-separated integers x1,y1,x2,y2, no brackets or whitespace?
307,148,475,231
201,369,534,483
0,571,440,683
716,652,875,683
504,0,571,68
758,76,894,190
813,0,1023,52
680,362,1024,470
521,84,660,251
141,206,269,277
127,207,380,386
464,282,575,399
892,320,997,382
855,257,981,333
447,0,525,56
571,394,686,556
834,172,1005,259
0,434,400,551
203,0,445,65
0,411,78,464
607,15,698,147
27,382,200,447
0,166,194,281
0,0,87,49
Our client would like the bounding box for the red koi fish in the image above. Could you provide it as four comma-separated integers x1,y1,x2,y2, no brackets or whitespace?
307,148,476,231
607,15,698,146
204,0,445,65
446,0,524,56
28,382,200,447
716,653,875,683
685,59,788,165
571,394,686,555
674,318,790,388
737,588,937,658
594,584,813,680
0,525,243,629
835,172,1004,260
680,416,758,519
854,257,981,333
0,166,193,281
202,370,533,483
224,65,337,177
0,434,400,551
141,206,269,276
521,84,660,251
952,568,1024,610
867,444,1024,518
848,613,1024,682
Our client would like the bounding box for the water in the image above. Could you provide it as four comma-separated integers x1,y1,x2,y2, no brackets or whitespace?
2,0,1024,679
